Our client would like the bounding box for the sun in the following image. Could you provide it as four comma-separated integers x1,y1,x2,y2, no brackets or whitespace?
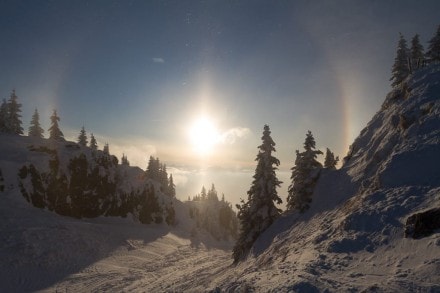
188,116,220,155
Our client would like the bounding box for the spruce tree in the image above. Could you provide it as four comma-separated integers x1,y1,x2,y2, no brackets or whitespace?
78,126,88,146
6,90,23,134
324,148,339,170
233,125,282,263
0,99,9,132
287,131,323,212
426,25,440,62
48,110,64,141
90,133,98,150
168,174,176,198
390,33,410,87
410,34,424,70
28,108,44,138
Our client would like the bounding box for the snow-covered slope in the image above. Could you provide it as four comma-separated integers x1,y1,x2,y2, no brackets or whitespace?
209,65,440,292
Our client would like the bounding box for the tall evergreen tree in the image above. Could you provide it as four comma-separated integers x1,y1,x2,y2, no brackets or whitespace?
390,33,410,87
168,174,176,198
233,125,282,263
89,133,98,150
410,34,424,70
78,126,88,146
287,131,323,212
426,25,440,62
6,90,23,134
28,108,44,138
324,148,339,170
0,99,9,132
48,110,64,141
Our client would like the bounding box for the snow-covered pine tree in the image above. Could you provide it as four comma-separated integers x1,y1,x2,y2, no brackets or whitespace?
89,133,98,150
426,25,440,63
28,108,44,138
6,90,23,134
233,124,282,263
287,130,323,212
168,174,176,198
410,34,424,70
77,126,88,147
324,148,339,170
48,110,64,141
0,99,8,132
390,33,410,87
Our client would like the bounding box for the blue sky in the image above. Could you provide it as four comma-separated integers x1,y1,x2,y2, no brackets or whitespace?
1,0,439,205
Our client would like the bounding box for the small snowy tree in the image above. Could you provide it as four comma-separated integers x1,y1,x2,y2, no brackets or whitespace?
390,33,410,87
28,108,44,138
77,126,88,147
287,131,323,212
48,110,64,141
324,148,339,170
6,90,23,134
89,133,98,150
426,25,440,63
233,125,282,263
410,34,424,70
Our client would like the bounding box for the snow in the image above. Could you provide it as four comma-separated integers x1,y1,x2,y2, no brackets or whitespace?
1,65,440,292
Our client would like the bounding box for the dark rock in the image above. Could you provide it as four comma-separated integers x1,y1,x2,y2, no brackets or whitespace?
405,208,440,239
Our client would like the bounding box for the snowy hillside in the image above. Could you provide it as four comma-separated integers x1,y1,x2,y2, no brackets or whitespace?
207,65,440,292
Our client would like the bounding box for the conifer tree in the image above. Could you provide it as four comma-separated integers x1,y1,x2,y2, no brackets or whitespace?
0,99,8,132
28,108,44,138
78,126,88,146
103,143,110,155
207,183,219,201
48,110,64,141
410,34,424,70
200,186,207,200
89,133,98,150
121,153,129,165
6,90,23,134
168,174,176,198
233,125,282,263
426,25,440,62
390,33,410,87
324,148,339,170
287,131,323,212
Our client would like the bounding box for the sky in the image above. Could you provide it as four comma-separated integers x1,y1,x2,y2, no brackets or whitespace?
1,0,439,207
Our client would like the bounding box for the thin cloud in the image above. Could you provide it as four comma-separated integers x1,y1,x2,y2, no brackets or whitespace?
152,57,165,63
219,127,251,144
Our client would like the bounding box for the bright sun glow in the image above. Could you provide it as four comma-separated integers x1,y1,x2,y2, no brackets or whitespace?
188,116,220,155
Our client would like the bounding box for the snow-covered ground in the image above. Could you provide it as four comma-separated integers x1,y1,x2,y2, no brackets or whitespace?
0,188,233,292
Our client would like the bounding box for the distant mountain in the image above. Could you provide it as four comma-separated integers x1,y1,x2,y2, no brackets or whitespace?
212,65,440,292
